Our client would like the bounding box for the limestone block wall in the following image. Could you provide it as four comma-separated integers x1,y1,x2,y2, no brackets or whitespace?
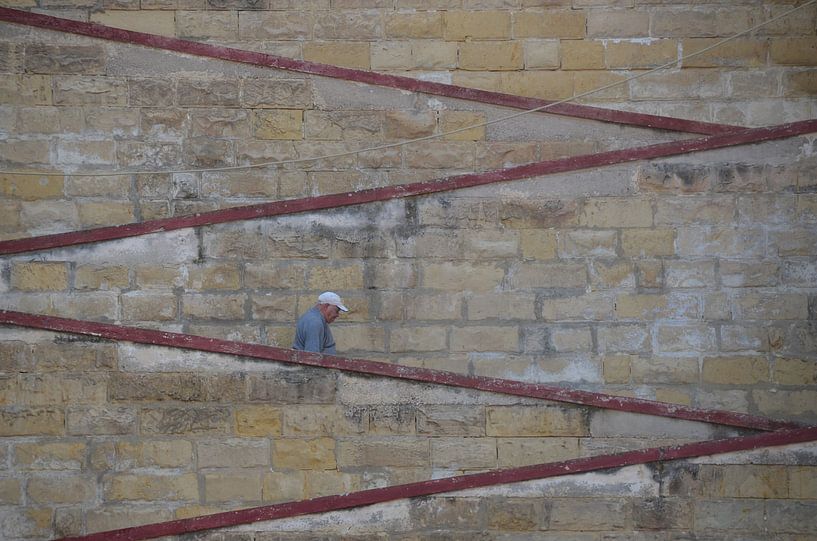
0,0,816,539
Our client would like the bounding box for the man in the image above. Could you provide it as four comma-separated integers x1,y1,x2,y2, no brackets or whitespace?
292,291,348,354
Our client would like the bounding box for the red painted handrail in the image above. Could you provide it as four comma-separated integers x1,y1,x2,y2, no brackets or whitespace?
0,7,739,136
0,310,801,432
1,119,815,256
56,426,817,541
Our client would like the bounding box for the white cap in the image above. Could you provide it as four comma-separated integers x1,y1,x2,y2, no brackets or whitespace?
318,291,349,312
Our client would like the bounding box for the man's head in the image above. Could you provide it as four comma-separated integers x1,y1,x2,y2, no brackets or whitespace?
317,291,348,324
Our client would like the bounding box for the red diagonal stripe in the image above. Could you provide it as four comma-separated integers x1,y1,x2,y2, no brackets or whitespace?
0,309,801,432
55,426,817,541
0,7,738,135
1,119,815,257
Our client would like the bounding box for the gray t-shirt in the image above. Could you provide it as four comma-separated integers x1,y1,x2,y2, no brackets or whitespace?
292,306,336,354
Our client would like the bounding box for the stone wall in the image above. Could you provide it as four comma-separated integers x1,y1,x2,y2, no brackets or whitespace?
0,1,816,539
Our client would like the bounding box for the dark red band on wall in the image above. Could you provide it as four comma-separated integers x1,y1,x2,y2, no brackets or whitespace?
1,119,815,257
56,426,817,541
0,7,738,136
0,309,801,432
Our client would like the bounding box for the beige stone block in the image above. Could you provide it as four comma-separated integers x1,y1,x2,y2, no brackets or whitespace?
452,71,504,93
385,12,443,38
439,111,486,141
412,41,459,69
91,11,175,37
771,38,817,66
74,264,129,291
444,11,511,40
702,356,769,385
0,173,63,200
656,324,716,353
238,11,310,40
11,262,68,291
304,471,360,499
135,265,187,289
59,139,117,166
450,326,519,352
431,437,497,469
602,354,632,384
314,10,381,40
519,230,558,260
573,70,629,100
236,406,282,437
105,473,198,502
390,326,447,353
655,196,735,225
67,175,130,198
14,442,85,471
605,39,678,69
598,324,650,353
54,76,128,106
182,293,246,320
497,437,580,466
735,292,808,320
198,439,269,469
383,110,436,140
784,70,817,97
631,356,699,384
773,357,817,386
630,69,722,100
307,263,364,290
499,198,577,228
615,293,698,320
591,259,636,289
789,466,817,499
754,389,817,417
250,293,298,322
187,263,241,290
273,438,336,470
561,40,604,70
78,201,135,227
421,262,504,291
502,70,574,100
177,10,238,39
0,139,51,166
467,293,534,320
304,42,371,69
487,406,588,437
283,405,366,437
403,140,476,169
115,440,192,469
0,74,51,105
459,41,523,71
203,472,262,503
704,465,788,498
580,197,653,228
524,39,560,69
513,10,585,39
370,41,412,70
417,405,485,436
337,438,428,468
304,110,381,141
683,38,766,68
558,229,617,258
121,292,178,322
587,9,649,38
509,262,587,289
254,109,303,140
541,292,615,321
652,7,751,38
621,229,675,257
0,201,21,229
263,471,305,503
28,476,96,504
0,478,21,505
403,293,462,321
